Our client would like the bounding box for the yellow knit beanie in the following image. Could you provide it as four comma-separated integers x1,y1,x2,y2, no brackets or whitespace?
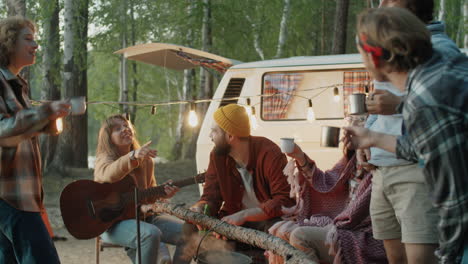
213,104,251,137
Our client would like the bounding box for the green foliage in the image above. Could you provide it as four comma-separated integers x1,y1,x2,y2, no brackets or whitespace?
25,0,467,161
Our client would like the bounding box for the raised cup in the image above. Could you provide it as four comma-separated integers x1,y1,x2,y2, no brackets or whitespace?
280,138,295,153
70,96,87,115
320,126,340,148
349,93,367,115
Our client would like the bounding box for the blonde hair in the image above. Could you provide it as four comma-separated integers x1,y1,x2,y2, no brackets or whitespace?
96,114,141,159
357,7,432,72
0,16,36,67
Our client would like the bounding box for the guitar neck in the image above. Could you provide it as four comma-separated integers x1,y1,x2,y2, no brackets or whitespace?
136,176,201,202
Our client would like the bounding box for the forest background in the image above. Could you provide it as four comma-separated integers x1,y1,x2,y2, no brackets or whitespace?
1,0,467,173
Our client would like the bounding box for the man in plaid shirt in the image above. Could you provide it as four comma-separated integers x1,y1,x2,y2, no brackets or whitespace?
0,17,71,263
344,7,468,264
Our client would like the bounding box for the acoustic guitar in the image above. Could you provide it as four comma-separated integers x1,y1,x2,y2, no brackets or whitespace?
60,172,205,239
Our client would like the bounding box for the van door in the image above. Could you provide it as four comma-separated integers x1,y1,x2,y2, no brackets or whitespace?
115,43,240,72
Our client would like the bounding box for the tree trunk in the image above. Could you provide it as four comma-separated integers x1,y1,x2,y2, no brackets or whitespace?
464,0,468,49
274,0,291,59
152,202,318,264
39,0,61,171
438,0,446,21
183,0,213,160
320,0,326,55
53,0,88,169
172,73,189,160
199,0,213,115
183,0,198,159
331,0,350,54
172,0,195,160
130,0,138,122
245,10,265,60
119,0,129,114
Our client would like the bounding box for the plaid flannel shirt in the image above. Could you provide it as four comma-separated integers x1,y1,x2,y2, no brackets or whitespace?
0,68,54,212
396,51,468,263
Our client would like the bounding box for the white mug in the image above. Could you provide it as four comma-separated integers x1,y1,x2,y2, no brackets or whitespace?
70,96,87,115
280,138,295,153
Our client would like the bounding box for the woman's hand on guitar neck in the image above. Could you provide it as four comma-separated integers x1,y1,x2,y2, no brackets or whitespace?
162,180,179,199
134,141,157,160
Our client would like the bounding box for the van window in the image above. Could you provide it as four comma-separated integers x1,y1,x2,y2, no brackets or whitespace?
261,70,372,120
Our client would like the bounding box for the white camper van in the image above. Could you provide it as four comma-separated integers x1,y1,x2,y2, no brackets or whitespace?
116,43,373,173
196,55,373,172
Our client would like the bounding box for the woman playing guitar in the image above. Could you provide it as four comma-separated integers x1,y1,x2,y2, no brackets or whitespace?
94,114,190,264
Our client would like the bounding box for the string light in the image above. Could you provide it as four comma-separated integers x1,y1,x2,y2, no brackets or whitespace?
244,98,252,116
307,99,315,122
364,84,370,95
250,106,258,130
188,103,198,127
31,81,370,132
56,118,63,133
31,81,368,109
333,87,340,102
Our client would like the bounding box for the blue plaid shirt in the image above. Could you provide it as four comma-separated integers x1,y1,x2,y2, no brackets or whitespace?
396,51,468,263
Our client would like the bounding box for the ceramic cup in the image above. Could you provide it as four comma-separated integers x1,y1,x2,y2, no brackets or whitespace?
70,96,87,115
280,138,295,153
320,126,340,148
349,93,367,115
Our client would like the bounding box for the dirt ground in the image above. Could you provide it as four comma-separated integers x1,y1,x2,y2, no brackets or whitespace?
43,160,200,264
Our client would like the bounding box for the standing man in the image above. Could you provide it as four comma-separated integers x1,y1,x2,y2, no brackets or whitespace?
345,7,468,264
189,104,294,233
0,16,71,263
357,1,460,263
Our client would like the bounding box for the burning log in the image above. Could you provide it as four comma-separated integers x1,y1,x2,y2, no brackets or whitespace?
150,201,318,264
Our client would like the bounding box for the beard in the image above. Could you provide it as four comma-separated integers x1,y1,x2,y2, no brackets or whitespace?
214,139,231,156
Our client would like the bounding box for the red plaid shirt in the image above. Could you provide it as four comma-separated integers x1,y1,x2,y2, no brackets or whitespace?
196,136,295,218
0,68,55,212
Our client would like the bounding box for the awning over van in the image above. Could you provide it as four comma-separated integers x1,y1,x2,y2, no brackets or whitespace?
115,43,238,73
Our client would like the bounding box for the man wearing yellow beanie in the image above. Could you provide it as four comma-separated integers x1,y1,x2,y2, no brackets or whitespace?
187,104,294,241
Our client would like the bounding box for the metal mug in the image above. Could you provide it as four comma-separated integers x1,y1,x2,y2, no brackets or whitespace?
320,126,340,148
349,93,367,115
70,96,87,115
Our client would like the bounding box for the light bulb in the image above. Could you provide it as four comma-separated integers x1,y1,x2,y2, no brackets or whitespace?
244,98,252,116
56,118,63,133
250,106,258,130
188,103,198,127
188,110,198,127
333,87,340,102
245,106,252,116
307,99,315,122
250,115,258,130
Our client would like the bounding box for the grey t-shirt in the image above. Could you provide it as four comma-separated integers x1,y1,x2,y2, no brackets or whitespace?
236,164,260,209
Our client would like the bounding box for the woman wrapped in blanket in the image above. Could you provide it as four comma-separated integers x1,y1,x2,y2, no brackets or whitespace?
268,115,387,264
